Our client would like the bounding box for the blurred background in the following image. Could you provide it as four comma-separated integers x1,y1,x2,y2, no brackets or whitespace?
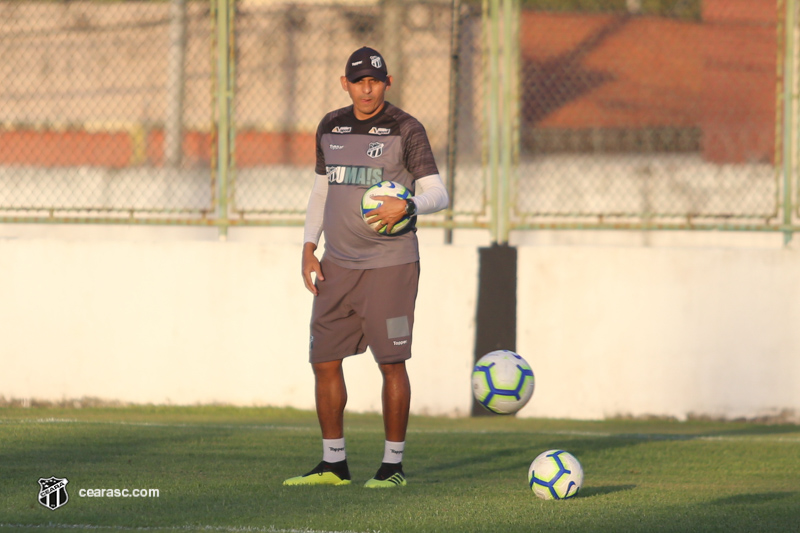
1,0,798,421
1,0,795,237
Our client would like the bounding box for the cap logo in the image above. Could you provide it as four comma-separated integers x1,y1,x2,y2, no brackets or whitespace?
351,60,363,66
370,56,383,69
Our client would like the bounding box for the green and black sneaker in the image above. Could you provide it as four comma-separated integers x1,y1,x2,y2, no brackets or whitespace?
364,462,406,488
283,460,351,486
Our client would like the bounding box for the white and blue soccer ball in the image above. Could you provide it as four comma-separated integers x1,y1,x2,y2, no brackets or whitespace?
361,181,412,235
528,449,584,500
471,350,535,415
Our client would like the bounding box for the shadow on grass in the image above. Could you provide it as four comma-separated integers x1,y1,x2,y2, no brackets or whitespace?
413,442,537,479
578,484,636,498
709,424,800,437
712,491,798,506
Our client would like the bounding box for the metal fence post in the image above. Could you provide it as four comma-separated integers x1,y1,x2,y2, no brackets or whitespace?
784,0,798,245
444,0,462,245
484,0,501,243
498,0,519,245
166,0,187,169
382,0,405,109
215,0,234,239
484,0,518,245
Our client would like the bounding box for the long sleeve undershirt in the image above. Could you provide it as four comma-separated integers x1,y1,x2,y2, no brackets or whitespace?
303,174,449,246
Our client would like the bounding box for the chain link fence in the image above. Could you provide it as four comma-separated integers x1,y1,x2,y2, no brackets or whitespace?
228,0,474,226
0,0,217,222
0,0,797,235
512,0,790,232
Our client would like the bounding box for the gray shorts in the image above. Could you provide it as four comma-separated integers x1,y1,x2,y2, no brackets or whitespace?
309,259,420,364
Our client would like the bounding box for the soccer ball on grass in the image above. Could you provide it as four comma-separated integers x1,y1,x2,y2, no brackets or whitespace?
471,350,535,415
528,449,583,500
361,181,413,235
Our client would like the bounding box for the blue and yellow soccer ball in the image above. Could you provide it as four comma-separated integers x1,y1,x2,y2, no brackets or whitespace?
528,449,584,500
361,181,412,235
471,350,535,415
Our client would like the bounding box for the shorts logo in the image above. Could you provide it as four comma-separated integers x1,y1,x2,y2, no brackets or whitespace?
38,476,69,511
332,126,352,134
369,127,391,135
367,142,384,159
370,55,383,69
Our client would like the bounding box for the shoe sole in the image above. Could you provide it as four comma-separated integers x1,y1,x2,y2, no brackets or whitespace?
283,472,351,486
364,474,407,488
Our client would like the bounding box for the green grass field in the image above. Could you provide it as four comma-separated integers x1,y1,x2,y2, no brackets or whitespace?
1,406,798,533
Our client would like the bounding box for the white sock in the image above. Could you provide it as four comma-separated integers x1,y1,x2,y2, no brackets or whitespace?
322,438,346,463
382,440,405,464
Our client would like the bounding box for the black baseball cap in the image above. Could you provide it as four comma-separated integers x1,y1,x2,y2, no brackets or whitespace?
345,47,388,82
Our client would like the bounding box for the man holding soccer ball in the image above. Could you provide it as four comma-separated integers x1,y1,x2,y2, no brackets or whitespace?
283,46,449,488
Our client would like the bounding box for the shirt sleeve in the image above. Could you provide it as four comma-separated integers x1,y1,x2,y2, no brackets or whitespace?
303,173,328,245
402,119,440,179
411,174,449,215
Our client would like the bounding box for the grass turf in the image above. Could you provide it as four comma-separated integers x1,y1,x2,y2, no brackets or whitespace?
1,405,798,533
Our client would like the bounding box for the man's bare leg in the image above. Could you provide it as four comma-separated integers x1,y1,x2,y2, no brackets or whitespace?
314,359,347,439
379,361,410,441
283,359,351,486
364,361,410,488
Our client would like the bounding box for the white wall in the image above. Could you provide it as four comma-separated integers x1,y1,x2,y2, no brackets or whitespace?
1,226,798,422
514,242,800,421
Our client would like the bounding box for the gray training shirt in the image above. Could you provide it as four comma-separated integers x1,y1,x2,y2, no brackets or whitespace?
315,102,439,270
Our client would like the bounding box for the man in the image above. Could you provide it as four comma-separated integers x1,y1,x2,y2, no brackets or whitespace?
283,46,449,488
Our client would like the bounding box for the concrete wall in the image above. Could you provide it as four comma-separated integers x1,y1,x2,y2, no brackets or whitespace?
1,226,798,422
517,242,800,421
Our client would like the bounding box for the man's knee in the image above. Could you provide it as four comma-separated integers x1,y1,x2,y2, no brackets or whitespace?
313,360,343,379
379,361,407,377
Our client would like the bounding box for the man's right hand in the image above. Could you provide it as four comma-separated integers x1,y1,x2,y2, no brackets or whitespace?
301,242,324,296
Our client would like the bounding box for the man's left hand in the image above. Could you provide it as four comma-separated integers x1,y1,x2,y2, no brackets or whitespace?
364,195,408,233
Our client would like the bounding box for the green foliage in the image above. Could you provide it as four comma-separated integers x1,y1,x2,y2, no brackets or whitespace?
1,406,798,533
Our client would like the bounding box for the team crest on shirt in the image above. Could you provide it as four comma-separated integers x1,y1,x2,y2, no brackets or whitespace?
367,142,384,158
